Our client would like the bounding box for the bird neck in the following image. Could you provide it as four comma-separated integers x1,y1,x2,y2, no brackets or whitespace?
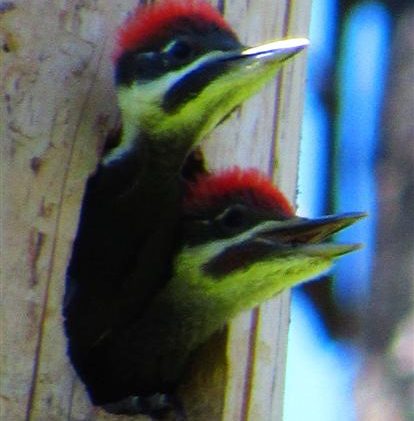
168,243,338,332
128,280,226,372
102,121,198,195
102,250,335,393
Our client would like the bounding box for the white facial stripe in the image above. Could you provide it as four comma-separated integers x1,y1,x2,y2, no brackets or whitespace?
180,220,284,265
104,51,226,165
104,37,306,165
119,50,226,122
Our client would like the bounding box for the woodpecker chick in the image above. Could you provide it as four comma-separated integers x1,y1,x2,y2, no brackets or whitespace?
108,0,309,165
64,0,308,390
82,168,365,414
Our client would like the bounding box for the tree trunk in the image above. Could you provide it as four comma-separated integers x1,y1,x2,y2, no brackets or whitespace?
0,1,310,420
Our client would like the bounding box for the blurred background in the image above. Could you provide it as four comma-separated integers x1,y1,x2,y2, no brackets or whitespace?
283,0,414,419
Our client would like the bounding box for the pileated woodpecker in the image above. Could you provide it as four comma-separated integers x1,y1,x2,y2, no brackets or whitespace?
64,0,308,400
77,167,365,415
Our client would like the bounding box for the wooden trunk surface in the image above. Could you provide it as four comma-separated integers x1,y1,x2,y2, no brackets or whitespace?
0,1,310,420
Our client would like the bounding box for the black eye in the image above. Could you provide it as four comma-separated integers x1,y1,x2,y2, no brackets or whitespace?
217,205,250,235
222,208,244,228
165,40,193,61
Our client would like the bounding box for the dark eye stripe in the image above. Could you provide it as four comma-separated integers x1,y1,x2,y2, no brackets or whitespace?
203,240,276,278
114,24,241,87
162,55,232,113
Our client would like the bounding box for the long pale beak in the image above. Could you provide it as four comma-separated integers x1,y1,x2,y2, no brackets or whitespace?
255,212,367,258
241,38,310,62
163,37,309,112
203,212,366,278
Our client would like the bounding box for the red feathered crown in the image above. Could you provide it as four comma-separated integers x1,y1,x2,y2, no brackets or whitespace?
184,167,295,218
114,0,232,59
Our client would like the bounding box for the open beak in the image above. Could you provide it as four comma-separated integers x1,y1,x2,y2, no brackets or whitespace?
253,212,367,258
203,212,367,278
163,38,309,112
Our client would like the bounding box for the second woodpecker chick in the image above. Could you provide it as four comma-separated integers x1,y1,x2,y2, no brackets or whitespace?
84,168,366,414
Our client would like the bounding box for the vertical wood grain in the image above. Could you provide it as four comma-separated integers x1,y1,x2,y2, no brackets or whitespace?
0,0,310,420
201,1,311,420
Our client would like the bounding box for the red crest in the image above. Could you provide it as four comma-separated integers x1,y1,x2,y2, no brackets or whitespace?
185,167,295,218
114,0,232,59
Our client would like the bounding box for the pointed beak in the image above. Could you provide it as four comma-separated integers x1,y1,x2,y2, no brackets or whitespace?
253,212,367,258
163,37,309,113
203,212,367,278
240,38,310,63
